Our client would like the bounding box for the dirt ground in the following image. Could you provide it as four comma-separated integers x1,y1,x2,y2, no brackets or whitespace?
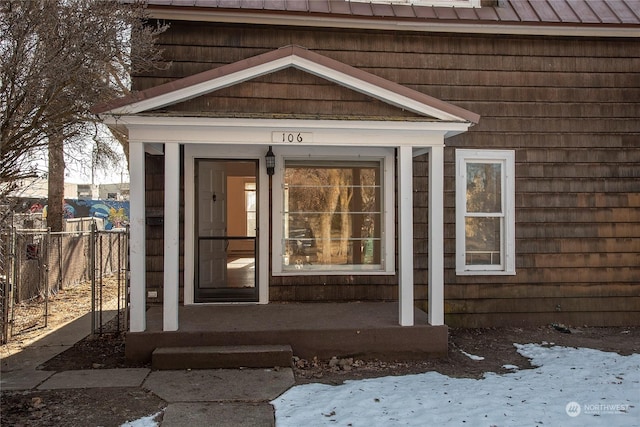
2,324,638,426
1,276,123,359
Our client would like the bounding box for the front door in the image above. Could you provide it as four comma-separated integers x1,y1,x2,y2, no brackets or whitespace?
195,159,258,302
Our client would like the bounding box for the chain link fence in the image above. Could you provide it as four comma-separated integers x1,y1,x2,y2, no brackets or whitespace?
0,217,128,344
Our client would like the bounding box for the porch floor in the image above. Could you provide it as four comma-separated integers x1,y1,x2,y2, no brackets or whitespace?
126,302,448,362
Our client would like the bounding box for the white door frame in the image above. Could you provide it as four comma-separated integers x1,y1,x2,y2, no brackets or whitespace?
184,144,270,305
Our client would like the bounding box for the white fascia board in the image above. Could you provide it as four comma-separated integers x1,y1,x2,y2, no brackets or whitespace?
149,10,640,38
394,21,640,38
290,56,465,122
103,115,470,132
104,115,470,145
107,56,294,115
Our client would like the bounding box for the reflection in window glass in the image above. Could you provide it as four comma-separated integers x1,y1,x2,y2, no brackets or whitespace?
283,161,382,271
465,217,501,265
466,163,502,213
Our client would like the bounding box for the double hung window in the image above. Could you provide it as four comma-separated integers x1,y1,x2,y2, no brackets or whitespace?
456,149,515,275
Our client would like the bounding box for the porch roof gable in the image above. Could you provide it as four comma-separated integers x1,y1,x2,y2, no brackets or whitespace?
93,45,479,124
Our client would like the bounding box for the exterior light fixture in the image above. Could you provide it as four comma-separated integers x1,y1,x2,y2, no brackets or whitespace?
265,145,275,176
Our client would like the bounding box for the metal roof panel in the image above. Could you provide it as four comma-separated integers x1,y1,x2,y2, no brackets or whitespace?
510,0,542,22
144,0,640,26
608,0,640,23
529,0,562,23
547,0,581,23
586,0,622,23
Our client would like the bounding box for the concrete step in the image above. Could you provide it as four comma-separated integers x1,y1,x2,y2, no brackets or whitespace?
151,344,293,370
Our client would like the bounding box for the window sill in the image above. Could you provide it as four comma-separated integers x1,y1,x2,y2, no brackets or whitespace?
273,270,395,277
456,270,516,276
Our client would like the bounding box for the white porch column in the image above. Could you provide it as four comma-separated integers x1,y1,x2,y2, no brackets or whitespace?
258,155,270,304
129,141,146,332
163,143,180,331
397,145,414,326
428,145,445,325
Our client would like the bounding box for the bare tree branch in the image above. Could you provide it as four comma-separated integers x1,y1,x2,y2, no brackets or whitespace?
0,0,168,201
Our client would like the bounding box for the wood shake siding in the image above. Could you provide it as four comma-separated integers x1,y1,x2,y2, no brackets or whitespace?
436,36,639,327
144,153,185,304
135,22,639,325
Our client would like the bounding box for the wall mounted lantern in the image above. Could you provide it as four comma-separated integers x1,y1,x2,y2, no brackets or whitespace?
265,145,276,176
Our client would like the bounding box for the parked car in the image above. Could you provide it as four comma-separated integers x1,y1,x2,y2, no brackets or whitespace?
287,219,317,265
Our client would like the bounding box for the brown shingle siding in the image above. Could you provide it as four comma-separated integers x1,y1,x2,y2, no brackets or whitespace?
132,18,639,325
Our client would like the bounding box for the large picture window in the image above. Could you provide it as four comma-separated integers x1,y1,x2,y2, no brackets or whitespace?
280,159,384,272
456,149,515,275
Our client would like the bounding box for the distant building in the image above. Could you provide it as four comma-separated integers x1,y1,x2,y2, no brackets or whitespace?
9,177,78,200
98,183,130,201
8,178,129,201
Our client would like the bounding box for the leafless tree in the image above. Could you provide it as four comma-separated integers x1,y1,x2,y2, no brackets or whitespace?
0,0,167,229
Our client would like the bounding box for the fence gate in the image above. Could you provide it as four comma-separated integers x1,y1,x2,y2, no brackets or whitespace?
0,223,129,345
5,229,51,340
90,224,128,335
1,229,12,344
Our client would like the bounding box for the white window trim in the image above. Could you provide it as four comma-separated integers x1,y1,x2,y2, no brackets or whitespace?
456,149,515,276
272,146,395,276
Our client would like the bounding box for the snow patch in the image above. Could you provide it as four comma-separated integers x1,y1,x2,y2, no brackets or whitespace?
502,364,519,370
459,349,485,361
120,411,162,427
273,345,640,426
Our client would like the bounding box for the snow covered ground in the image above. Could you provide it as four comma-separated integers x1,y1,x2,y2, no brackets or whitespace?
272,344,640,426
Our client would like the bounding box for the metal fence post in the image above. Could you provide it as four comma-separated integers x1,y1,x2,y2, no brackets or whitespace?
117,230,122,332
98,227,103,335
8,226,16,339
0,231,5,344
90,221,96,335
0,226,15,344
57,234,63,290
44,228,51,328
124,224,129,333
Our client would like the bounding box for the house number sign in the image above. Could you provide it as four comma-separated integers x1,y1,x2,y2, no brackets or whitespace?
272,131,313,143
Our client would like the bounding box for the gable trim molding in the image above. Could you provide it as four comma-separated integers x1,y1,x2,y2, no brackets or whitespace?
94,45,479,125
